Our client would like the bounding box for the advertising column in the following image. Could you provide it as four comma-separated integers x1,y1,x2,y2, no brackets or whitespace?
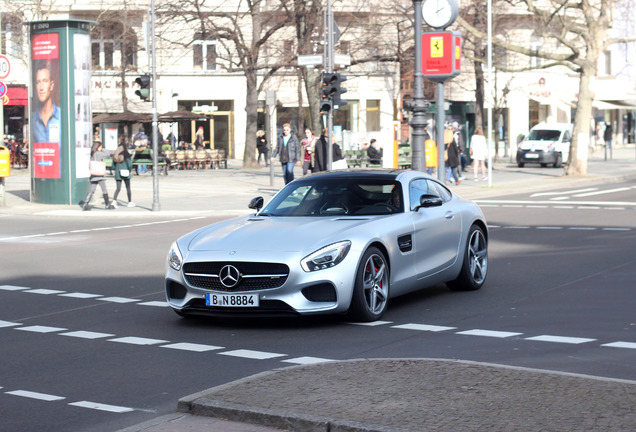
29,20,94,204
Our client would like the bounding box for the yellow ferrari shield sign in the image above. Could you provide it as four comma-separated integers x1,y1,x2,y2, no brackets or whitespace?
430,37,444,58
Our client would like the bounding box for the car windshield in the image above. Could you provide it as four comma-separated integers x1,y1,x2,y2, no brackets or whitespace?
527,129,561,141
260,176,403,216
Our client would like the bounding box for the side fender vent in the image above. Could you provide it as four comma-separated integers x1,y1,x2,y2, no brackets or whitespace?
397,234,412,252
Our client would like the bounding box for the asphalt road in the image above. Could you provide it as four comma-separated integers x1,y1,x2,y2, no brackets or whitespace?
1,180,635,432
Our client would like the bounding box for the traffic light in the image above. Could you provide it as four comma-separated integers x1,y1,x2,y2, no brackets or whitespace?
134,74,151,101
320,72,348,112
331,73,348,110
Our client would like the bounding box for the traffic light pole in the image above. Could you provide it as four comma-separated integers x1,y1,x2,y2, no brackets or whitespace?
325,1,334,170
150,0,160,211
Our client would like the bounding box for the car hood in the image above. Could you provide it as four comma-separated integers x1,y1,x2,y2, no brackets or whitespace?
519,139,557,150
186,216,376,253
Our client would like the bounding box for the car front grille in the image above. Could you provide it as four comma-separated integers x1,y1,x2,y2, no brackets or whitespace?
183,261,289,292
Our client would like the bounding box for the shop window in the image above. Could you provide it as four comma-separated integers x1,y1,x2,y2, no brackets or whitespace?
366,100,380,132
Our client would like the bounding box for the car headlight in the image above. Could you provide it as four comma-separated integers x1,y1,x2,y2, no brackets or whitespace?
168,242,183,271
301,241,351,272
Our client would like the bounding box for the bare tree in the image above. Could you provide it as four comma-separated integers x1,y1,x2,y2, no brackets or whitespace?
458,0,636,176
158,0,288,168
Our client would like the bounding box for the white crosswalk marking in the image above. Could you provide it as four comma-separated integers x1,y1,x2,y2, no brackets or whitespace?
392,323,457,332
59,292,103,299
68,401,134,413
219,349,286,360
6,390,65,401
0,320,22,328
98,297,140,304
601,342,636,350
60,331,115,339
282,357,335,365
24,289,66,295
456,329,523,338
138,301,168,307
525,335,596,344
161,342,223,352
108,337,169,345
0,285,29,291
16,325,67,333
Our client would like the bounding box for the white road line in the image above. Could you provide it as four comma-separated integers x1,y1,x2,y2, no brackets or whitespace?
24,289,66,295
525,335,596,344
282,357,336,365
160,342,223,352
573,187,632,197
531,188,598,197
6,390,65,401
526,205,548,208
349,320,393,326
108,336,169,345
602,227,632,231
60,331,115,339
138,301,169,307
97,297,140,304
15,325,67,333
550,197,570,201
602,342,636,350
219,349,286,360
568,227,596,230
0,285,29,291
392,323,457,332
0,320,22,328
59,292,103,299
68,401,134,413
503,226,530,229
456,329,523,338
536,226,563,230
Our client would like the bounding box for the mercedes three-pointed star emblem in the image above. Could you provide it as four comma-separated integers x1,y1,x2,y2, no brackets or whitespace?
219,265,241,288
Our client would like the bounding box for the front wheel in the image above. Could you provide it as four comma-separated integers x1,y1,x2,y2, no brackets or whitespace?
447,225,488,291
348,247,389,322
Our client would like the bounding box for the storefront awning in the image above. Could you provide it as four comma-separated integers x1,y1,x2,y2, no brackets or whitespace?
5,87,28,106
593,100,636,110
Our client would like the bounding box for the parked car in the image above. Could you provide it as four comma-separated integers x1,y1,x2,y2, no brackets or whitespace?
516,123,572,167
165,170,488,322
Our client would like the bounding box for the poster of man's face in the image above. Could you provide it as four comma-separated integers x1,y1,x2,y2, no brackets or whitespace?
35,65,55,106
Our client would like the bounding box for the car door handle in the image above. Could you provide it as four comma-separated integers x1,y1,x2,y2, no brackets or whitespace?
445,211,455,219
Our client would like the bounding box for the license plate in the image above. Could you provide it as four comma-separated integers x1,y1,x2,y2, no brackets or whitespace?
205,293,259,307
525,153,539,159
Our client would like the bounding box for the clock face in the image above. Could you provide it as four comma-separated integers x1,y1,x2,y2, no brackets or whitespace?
422,0,458,29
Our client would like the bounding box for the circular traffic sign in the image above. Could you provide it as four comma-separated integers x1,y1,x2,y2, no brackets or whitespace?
0,55,10,80
0,81,7,98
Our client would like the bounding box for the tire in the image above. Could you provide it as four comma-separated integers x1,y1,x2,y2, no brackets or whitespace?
553,153,562,168
447,225,488,291
348,247,389,322
540,163,547,167
517,162,524,168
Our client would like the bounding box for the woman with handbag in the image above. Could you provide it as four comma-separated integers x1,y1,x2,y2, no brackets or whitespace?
111,138,135,208
82,141,114,211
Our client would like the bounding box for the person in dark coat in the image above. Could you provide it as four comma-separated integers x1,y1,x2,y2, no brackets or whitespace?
313,129,329,172
256,130,268,166
366,139,382,164
445,126,462,185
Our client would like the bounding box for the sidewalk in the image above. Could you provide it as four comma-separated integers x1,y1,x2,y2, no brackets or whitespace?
1,144,635,217
2,146,636,432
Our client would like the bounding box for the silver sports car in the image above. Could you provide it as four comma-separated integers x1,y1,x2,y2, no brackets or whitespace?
165,170,488,322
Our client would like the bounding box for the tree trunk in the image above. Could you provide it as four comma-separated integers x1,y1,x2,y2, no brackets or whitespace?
242,69,260,168
566,66,594,176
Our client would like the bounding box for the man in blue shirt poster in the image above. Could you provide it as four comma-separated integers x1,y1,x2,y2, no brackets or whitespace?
33,63,61,143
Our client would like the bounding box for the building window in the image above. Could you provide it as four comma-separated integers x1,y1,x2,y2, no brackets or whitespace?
194,35,217,71
529,36,542,68
1,14,23,58
91,22,136,70
601,50,612,76
366,100,380,132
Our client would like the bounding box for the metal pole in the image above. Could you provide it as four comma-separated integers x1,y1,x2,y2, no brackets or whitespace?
326,0,334,170
436,82,445,181
486,0,493,187
411,0,426,172
151,0,160,210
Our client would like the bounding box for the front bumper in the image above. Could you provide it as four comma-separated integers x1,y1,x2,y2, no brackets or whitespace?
516,149,558,165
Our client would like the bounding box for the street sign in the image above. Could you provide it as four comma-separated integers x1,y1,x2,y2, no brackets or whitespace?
0,81,7,98
334,54,351,66
297,54,323,66
2,95,9,105
0,55,9,79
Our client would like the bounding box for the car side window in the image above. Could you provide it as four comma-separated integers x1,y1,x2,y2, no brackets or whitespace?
409,179,452,210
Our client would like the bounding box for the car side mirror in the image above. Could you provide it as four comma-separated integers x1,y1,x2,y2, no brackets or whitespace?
415,194,443,210
249,196,264,210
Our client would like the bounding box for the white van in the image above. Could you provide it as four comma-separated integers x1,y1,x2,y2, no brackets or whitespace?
516,123,572,168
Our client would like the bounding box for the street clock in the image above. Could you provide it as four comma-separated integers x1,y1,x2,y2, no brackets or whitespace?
422,0,459,30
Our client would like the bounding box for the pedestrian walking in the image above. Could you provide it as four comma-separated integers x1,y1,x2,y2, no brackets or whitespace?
470,128,488,181
111,137,135,208
82,141,114,211
271,123,301,184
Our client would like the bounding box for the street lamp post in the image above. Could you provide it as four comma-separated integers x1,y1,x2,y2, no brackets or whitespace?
410,0,428,172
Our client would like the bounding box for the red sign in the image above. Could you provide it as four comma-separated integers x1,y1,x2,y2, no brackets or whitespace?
32,33,60,60
421,31,461,83
33,142,61,179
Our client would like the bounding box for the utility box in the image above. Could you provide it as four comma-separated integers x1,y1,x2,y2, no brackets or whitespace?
0,145,10,177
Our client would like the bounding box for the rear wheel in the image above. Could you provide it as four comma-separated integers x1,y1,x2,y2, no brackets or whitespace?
448,225,488,291
348,247,389,322
553,153,562,168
